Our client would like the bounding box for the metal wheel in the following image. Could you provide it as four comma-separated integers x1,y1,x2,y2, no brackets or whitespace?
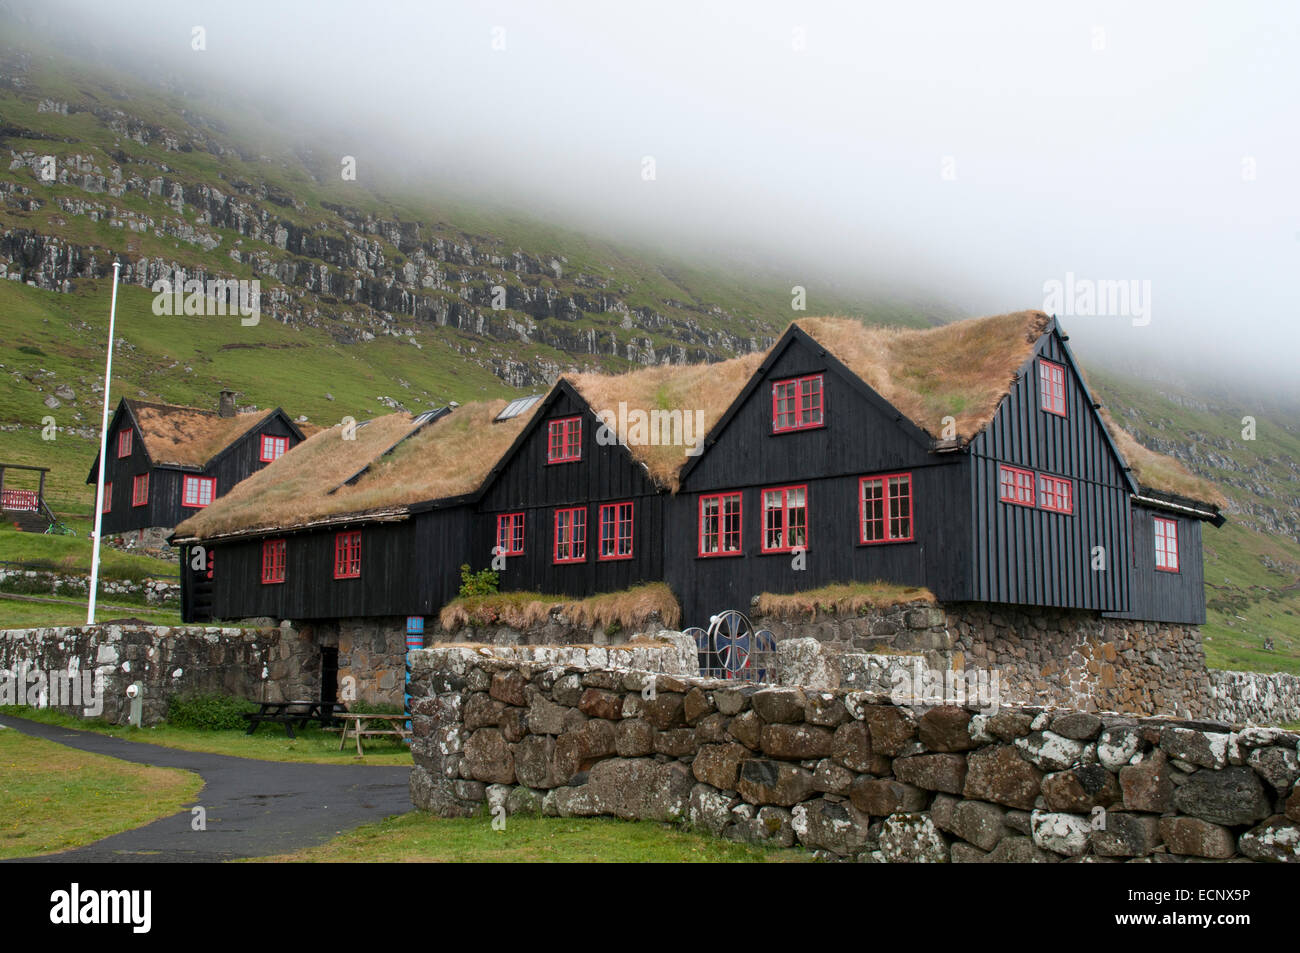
709,609,754,678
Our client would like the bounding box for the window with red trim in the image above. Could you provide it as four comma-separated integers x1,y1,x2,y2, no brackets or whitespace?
496,513,524,556
772,374,824,432
132,473,149,507
182,475,217,508
1154,517,1180,572
1039,359,1066,416
260,434,289,463
117,428,133,458
553,507,587,563
699,492,742,556
761,485,807,553
998,465,1035,506
101,482,112,514
860,473,913,543
261,539,286,584
598,502,634,560
547,417,582,463
1038,474,1074,514
334,531,361,579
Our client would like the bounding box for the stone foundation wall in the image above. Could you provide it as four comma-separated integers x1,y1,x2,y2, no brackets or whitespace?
0,567,180,606
755,602,1209,719
0,623,318,724
408,645,1300,862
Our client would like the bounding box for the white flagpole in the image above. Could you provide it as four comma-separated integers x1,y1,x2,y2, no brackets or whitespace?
88,261,121,625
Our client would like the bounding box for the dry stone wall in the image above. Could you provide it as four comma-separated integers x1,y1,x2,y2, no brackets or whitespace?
0,623,317,724
758,601,1209,718
0,566,180,606
408,645,1300,862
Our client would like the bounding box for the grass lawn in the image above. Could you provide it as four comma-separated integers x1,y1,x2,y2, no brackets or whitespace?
0,706,412,766
0,524,178,580
0,593,182,629
251,809,811,863
0,725,202,859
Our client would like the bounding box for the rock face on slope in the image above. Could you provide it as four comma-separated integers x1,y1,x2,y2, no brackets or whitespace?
1,50,776,390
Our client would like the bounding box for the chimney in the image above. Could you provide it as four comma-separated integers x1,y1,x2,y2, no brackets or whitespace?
218,389,236,418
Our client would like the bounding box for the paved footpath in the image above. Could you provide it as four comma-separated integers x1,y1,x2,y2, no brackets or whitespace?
0,714,412,862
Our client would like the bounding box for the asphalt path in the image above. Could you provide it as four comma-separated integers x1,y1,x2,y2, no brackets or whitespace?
0,714,412,862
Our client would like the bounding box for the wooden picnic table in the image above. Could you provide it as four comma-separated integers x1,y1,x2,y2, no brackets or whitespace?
242,700,346,738
335,712,411,755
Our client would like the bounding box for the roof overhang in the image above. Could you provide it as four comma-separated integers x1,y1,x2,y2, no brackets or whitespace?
1132,488,1225,527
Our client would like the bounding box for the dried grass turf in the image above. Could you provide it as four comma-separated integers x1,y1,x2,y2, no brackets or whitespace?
439,582,681,632
756,581,936,620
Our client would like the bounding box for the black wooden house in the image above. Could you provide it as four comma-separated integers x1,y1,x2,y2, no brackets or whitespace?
87,390,306,537
174,311,1223,629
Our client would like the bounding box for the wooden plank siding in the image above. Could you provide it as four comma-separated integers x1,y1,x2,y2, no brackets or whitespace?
965,330,1135,612
208,519,432,620
471,383,666,598
1105,505,1206,624
671,332,970,627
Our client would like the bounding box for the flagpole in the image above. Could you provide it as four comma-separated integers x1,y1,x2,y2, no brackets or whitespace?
88,261,121,625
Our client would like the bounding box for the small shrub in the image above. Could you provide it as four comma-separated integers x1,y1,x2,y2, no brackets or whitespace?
166,692,259,730
18,345,45,356
458,563,499,598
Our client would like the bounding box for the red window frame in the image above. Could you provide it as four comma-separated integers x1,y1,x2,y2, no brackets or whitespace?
598,501,634,561
131,473,149,507
334,531,362,579
698,492,743,557
772,374,824,433
1154,517,1180,573
1038,474,1074,514
260,434,289,463
1039,359,1067,417
496,512,525,556
547,416,582,463
181,475,217,508
101,482,112,514
261,538,286,584
998,465,1036,507
761,485,808,553
117,428,133,458
553,507,587,563
859,472,914,544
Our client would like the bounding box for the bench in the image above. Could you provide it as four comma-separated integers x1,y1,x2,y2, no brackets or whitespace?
242,700,346,738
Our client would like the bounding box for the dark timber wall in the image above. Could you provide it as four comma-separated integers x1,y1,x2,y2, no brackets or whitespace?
966,331,1133,613
670,333,970,627
1107,505,1207,625
95,406,302,534
474,385,665,598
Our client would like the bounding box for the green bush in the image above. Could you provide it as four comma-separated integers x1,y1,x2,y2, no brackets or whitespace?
458,563,499,598
166,692,260,730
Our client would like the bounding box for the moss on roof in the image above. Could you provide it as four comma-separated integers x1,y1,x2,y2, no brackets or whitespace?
796,311,1051,441
565,352,765,491
127,399,276,468
173,401,535,540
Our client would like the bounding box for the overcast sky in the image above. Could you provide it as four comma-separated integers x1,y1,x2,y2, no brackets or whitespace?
15,0,1300,397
